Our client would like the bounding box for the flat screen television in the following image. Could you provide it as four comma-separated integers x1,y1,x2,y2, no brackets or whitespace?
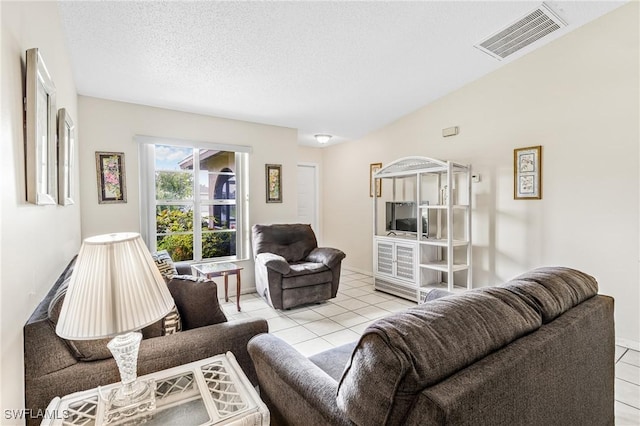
385,202,428,236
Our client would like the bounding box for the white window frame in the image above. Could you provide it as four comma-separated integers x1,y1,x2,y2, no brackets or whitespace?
137,135,251,262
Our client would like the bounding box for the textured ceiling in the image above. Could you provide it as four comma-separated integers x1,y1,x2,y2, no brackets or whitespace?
57,1,626,146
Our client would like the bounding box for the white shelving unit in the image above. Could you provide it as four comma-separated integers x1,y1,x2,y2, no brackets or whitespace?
372,156,472,303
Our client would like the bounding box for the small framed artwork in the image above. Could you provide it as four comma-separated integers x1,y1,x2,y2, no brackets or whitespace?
514,146,542,200
370,162,382,197
265,164,282,203
25,48,57,205
57,108,75,206
96,151,127,203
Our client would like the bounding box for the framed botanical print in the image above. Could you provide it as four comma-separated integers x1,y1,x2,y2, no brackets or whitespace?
96,151,127,203
265,164,282,203
514,146,542,200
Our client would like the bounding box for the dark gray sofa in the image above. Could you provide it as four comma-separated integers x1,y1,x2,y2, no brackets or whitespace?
252,223,346,309
248,267,615,425
24,256,268,425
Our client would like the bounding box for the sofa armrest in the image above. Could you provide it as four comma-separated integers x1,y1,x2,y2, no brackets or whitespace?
139,318,268,385
306,247,346,268
256,253,290,275
422,288,453,302
248,334,351,426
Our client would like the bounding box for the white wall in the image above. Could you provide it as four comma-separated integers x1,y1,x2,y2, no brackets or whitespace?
0,1,80,421
78,96,299,292
323,3,639,348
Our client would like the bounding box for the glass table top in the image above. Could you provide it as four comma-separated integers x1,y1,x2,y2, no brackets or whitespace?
192,262,242,274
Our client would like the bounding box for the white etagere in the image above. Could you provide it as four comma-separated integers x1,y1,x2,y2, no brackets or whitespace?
372,156,472,302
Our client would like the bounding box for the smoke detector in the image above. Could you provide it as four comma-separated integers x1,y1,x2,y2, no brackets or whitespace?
475,3,566,61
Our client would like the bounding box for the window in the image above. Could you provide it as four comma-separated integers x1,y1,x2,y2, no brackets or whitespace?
138,137,250,262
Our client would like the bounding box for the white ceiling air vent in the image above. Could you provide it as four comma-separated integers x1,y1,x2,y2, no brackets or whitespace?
475,3,566,61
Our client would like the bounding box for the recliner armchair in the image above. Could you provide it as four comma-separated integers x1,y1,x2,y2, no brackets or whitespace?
252,223,346,309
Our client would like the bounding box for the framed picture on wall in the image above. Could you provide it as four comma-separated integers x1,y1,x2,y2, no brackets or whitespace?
266,164,282,203
514,146,542,200
370,162,382,197
96,151,127,203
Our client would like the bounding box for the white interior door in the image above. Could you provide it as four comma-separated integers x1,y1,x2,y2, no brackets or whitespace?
297,163,318,235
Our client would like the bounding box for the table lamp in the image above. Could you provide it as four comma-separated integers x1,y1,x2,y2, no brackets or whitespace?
55,232,174,420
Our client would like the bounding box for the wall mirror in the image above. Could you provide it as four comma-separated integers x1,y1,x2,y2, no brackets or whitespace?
57,108,75,205
25,48,57,205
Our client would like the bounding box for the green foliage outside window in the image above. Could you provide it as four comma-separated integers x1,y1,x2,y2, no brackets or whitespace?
156,208,235,261
155,171,193,200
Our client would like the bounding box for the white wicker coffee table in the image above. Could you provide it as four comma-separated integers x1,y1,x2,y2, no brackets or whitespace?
42,352,269,425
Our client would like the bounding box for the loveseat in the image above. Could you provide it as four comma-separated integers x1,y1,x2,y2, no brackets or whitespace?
252,223,346,309
24,256,268,425
248,267,615,425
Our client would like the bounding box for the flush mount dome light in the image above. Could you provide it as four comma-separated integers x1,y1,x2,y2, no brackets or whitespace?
314,134,332,144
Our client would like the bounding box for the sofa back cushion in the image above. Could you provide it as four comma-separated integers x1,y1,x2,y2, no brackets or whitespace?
500,266,598,323
252,223,317,263
47,278,113,361
336,287,542,425
48,280,184,361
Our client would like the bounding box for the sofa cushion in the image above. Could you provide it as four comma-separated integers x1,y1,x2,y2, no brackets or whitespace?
47,278,112,361
309,341,357,381
286,262,329,277
152,250,178,280
49,276,182,359
282,269,334,290
252,223,317,263
167,276,227,330
336,287,542,425
500,266,598,323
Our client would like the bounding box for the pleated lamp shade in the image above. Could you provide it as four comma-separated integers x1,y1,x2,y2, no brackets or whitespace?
56,232,174,340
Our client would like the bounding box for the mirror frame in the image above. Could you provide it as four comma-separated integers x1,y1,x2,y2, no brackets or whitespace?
25,48,57,205
57,108,75,206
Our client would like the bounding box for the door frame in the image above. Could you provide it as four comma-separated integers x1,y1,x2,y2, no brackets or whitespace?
297,162,320,242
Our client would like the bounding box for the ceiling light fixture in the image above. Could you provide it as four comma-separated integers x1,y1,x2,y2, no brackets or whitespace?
314,134,332,144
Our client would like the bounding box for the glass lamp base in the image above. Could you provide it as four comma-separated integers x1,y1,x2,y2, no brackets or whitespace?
104,331,157,424
105,379,156,424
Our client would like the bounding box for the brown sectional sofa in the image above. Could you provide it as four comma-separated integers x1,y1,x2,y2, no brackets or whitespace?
248,267,615,425
24,257,268,425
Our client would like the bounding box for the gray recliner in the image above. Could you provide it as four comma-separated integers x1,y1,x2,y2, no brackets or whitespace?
251,223,346,309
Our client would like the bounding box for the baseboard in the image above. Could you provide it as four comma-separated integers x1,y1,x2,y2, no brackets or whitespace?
616,337,640,351
342,265,373,276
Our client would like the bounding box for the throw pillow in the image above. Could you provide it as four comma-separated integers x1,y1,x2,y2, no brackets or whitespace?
167,276,227,330
162,305,182,335
141,305,183,338
152,250,178,281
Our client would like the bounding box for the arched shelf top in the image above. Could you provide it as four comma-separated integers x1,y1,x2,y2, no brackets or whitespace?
373,156,469,178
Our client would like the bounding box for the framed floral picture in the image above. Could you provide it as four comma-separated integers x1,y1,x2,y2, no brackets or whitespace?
514,145,542,200
96,151,127,203
265,164,282,203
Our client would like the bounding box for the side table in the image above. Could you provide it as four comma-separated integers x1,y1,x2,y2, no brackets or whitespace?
42,352,269,425
191,262,244,311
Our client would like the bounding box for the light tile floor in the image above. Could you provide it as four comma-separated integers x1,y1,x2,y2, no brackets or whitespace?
220,269,640,425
